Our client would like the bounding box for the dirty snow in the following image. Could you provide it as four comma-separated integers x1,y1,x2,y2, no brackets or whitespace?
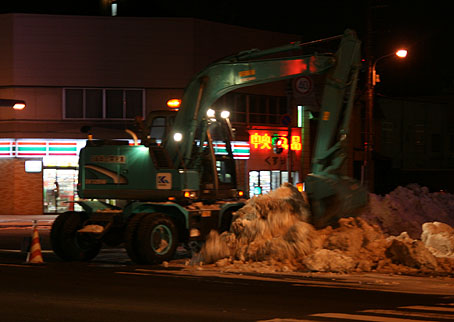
362,184,454,239
196,183,454,276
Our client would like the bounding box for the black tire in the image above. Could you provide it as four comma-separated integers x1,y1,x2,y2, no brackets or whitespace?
124,213,148,264
220,206,243,233
219,209,234,233
50,211,101,261
136,213,178,264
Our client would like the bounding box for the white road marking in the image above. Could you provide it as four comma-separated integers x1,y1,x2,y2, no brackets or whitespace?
257,319,316,322
0,249,53,253
362,308,454,320
0,263,43,268
311,303,454,321
310,312,440,321
115,271,152,276
400,305,454,312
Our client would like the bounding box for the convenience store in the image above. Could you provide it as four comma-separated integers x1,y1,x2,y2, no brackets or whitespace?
0,129,308,214
0,138,256,214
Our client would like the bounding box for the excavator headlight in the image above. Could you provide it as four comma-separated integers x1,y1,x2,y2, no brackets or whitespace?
206,109,216,118
173,132,183,142
220,110,230,119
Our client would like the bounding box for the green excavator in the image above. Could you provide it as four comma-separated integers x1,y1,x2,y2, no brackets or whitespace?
50,29,367,264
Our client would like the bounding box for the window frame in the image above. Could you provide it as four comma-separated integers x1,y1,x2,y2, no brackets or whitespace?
63,88,145,120
213,92,287,126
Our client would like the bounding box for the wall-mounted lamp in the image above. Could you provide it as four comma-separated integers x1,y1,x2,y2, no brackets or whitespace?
0,99,26,110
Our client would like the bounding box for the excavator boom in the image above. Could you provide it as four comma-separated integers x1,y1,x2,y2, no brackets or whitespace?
165,38,338,166
165,29,367,227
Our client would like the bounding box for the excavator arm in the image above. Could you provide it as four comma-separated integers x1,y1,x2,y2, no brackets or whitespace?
304,31,367,228
165,29,367,227
165,34,344,165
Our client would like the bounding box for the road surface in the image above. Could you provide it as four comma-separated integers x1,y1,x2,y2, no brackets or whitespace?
0,215,453,322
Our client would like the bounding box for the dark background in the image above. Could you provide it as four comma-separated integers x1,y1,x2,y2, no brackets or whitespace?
2,0,452,97
1,0,452,97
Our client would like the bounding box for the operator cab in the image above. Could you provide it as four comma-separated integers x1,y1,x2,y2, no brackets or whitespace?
140,109,239,200
141,110,176,146
197,114,238,200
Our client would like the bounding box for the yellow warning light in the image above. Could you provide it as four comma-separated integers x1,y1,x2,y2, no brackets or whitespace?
167,99,181,110
238,190,244,197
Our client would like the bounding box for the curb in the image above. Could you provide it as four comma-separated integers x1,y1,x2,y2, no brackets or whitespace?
0,216,56,228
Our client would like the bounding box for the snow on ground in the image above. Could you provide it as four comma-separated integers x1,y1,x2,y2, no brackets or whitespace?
196,183,454,276
362,184,454,239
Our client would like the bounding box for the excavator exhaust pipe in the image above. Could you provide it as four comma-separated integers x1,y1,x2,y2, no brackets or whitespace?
304,173,368,229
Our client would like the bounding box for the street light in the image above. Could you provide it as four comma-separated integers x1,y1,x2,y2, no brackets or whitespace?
0,99,26,110
396,49,408,58
363,49,407,189
372,49,408,86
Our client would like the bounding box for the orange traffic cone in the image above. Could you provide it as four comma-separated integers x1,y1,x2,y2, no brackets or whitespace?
27,221,44,264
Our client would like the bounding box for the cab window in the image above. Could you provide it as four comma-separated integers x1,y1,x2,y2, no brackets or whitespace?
149,117,166,143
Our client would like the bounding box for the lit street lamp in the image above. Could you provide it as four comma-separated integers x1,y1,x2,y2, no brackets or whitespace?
372,49,408,86
0,99,26,110
363,49,407,189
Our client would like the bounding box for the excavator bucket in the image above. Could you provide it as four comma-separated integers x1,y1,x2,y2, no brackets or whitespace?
304,173,368,229
300,30,366,228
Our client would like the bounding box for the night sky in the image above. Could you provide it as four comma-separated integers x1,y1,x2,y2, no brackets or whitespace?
1,0,452,97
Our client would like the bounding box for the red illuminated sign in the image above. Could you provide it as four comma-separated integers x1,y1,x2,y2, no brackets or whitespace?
249,132,302,151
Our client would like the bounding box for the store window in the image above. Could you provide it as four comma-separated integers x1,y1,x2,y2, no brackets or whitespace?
249,170,298,198
43,168,80,213
64,88,145,120
42,156,81,213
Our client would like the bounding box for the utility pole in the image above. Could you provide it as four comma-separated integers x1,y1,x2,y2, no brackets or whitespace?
287,81,293,184
363,0,374,192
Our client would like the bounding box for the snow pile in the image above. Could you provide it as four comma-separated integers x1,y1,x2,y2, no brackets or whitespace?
362,184,454,239
197,183,454,275
421,222,454,258
200,183,321,271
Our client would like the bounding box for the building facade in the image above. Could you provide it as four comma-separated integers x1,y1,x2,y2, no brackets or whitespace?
1,13,326,215
375,95,454,194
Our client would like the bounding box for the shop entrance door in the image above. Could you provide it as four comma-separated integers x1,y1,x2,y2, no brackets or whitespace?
43,168,80,213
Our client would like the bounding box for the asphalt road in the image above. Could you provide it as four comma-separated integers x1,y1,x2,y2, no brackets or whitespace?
1,257,454,322
1,219,454,322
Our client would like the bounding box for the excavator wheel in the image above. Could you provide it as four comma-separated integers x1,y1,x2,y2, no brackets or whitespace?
50,211,101,261
136,213,178,264
219,209,234,233
124,213,148,264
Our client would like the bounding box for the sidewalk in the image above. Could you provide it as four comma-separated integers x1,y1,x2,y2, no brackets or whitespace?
0,215,57,227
